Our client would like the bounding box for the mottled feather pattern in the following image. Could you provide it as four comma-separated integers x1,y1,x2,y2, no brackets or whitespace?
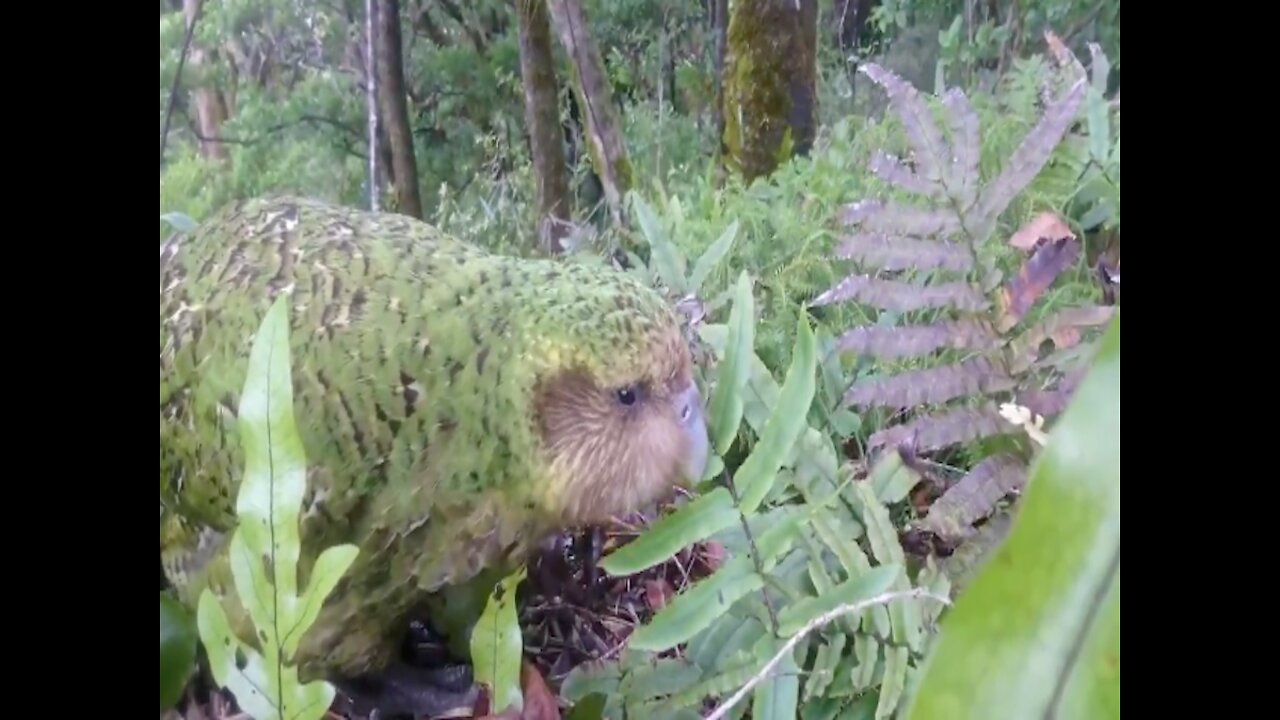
160,195,697,680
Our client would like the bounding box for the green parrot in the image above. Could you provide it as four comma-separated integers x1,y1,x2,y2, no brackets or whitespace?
159,196,710,717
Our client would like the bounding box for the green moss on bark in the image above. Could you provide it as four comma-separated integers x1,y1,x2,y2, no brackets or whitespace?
722,0,818,183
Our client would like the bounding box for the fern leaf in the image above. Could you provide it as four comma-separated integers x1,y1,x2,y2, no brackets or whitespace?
835,233,973,273
812,275,988,313
836,319,998,360
1016,366,1086,419
920,453,1026,542
845,356,1016,411
941,87,981,205
837,199,962,238
975,75,1088,235
859,63,951,192
998,236,1081,325
867,403,1009,454
868,151,943,198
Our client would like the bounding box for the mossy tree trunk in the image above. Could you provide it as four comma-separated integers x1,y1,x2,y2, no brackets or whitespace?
375,0,423,218
516,0,572,254
547,0,632,228
722,0,819,183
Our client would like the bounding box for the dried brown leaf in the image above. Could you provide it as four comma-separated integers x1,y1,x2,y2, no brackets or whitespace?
920,454,1026,542
644,578,674,611
836,319,998,360
1009,211,1075,251
998,236,1081,324
867,403,1010,454
835,233,973,272
519,660,563,720
844,356,1016,411
1009,305,1115,373
813,275,989,312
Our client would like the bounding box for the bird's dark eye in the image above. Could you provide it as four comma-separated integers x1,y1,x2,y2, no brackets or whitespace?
615,387,637,406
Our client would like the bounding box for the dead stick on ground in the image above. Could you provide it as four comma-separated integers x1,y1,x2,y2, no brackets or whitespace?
703,588,953,720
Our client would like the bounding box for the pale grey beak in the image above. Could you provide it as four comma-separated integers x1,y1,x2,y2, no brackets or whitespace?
677,382,710,484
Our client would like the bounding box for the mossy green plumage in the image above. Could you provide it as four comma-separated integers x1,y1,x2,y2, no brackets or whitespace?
159,195,702,682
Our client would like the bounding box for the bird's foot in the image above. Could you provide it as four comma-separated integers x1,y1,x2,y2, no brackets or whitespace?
333,662,477,720
577,525,606,601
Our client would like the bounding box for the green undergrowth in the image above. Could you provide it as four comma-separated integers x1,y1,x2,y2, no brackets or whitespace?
554,39,1118,720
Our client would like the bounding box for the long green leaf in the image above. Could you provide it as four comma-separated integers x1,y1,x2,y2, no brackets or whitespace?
707,272,755,456
196,295,358,720
470,566,527,715
736,316,818,513
903,313,1120,720
599,487,739,576
689,220,740,293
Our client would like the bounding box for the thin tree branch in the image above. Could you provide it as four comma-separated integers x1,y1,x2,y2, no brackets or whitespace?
704,588,953,720
160,0,205,167
187,114,364,145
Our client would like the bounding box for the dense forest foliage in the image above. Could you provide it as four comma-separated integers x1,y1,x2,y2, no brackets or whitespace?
161,1,1119,718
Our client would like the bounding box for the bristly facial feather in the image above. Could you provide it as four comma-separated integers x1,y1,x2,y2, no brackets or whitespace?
535,322,707,527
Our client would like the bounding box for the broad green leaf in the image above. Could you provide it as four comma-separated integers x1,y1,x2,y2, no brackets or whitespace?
736,316,818,512
160,592,197,711
707,272,755,456
559,661,623,703
194,295,355,720
599,487,738,576
775,564,901,637
565,692,608,720
903,313,1120,720
688,219,740,292
470,566,527,715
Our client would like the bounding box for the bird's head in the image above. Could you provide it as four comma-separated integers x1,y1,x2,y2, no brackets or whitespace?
528,265,710,528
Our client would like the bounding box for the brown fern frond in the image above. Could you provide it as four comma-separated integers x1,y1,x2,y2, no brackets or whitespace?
998,236,1081,325
859,63,957,200
867,403,1009,454
940,87,981,205
837,199,963,238
812,275,988,312
1016,364,1087,418
920,453,1025,542
835,233,973,273
868,151,944,198
845,356,1016,411
975,74,1088,237
1008,305,1116,374
835,319,998,360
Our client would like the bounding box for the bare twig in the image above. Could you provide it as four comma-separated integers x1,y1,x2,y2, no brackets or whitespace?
160,0,204,167
704,588,953,720
365,0,379,211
